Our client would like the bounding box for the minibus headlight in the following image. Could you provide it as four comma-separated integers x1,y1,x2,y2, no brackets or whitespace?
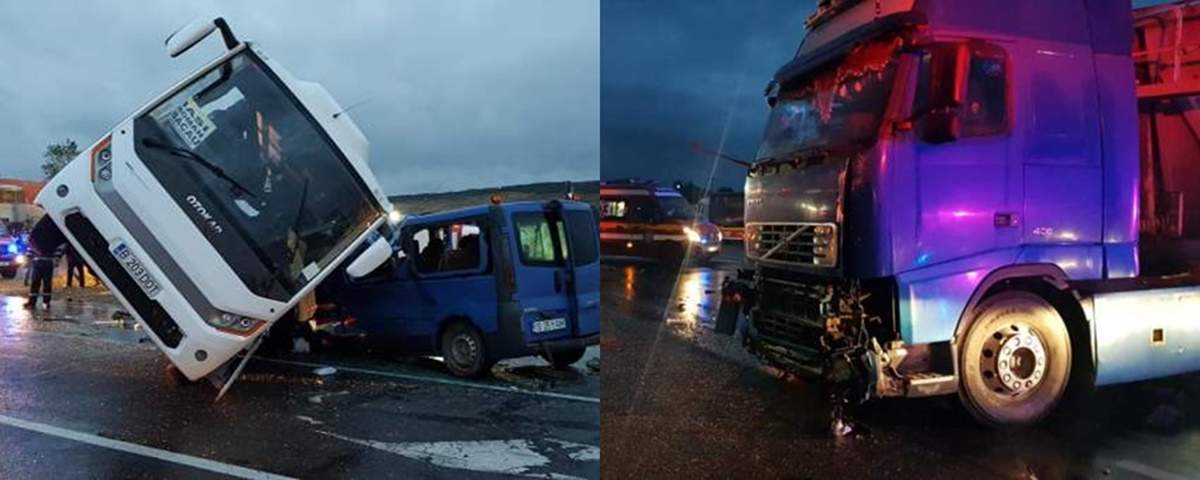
210,312,265,335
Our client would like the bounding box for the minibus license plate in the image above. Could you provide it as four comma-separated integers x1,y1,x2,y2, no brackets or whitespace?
111,243,162,298
532,317,567,333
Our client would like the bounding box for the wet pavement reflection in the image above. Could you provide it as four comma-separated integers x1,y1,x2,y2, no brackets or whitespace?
0,281,599,479
601,245,1200,479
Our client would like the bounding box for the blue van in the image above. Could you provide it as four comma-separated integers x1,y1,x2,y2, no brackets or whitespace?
318,200,600,377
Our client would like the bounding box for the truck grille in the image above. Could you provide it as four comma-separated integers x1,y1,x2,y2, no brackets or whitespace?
64,213,183,348
746,223,837,267
749,278,828,369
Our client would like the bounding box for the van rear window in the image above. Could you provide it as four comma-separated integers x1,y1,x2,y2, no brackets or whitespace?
565,210,599,266
513,210,599,267
514,213,566,265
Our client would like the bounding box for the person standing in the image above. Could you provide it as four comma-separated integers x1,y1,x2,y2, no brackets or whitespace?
26,216,67,311
66,244,88,288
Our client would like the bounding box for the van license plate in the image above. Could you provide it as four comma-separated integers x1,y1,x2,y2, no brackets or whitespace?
111,242,162,298
532,317,567,334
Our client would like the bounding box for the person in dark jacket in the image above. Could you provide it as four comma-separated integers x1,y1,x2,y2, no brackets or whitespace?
26,216,67,310
66,244,89,288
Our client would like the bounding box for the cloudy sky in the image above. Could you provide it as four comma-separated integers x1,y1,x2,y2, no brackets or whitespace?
601,0,1176,191
600,0,812,190
0,1,598,195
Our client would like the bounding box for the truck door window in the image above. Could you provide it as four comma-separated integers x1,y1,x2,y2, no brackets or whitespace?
914,42,1009,137
962,44,1008,136
412,223,484,275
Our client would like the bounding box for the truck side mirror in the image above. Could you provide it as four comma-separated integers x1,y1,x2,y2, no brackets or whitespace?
917,42,967,144
346,236,392,279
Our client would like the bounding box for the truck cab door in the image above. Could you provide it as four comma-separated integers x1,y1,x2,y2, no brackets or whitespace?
894,40,1021,271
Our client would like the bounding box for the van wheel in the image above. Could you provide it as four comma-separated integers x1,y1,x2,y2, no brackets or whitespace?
541,346,586,369
441,321,491,378
959,291,1071,427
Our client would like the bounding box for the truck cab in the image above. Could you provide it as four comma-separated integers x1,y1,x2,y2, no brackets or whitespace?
319,200,601,377
742,0,1200,426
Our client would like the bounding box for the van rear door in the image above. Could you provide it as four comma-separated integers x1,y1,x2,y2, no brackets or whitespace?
508,202,600,343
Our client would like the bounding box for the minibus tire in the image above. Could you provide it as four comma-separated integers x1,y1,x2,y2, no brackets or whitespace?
541,346,586,369
441,321,490,378
958,290,1071,427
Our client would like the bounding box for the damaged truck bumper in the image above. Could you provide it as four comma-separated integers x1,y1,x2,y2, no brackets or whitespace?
741,273,957,401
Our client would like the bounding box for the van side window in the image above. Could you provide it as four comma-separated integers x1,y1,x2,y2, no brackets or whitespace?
601,196,656,222
600,199,626,219
514,213,568,266
913,42,1009,137
412,223,483,274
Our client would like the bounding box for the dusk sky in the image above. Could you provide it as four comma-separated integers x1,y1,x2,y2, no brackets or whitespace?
601,0,1172,191
0,1,598,195
600,0,814,190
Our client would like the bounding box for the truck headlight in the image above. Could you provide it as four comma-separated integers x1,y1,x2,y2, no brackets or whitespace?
683,226,702,243
210,312,266,335
15,254,26,265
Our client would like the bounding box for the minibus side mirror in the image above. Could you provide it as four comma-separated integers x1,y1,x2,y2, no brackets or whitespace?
346,236,393,279
165,17,239,58
917,42,967,144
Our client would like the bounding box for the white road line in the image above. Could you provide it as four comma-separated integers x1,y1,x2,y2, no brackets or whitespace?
1114,460,1191,480
0,413,295,480
255,357,600,404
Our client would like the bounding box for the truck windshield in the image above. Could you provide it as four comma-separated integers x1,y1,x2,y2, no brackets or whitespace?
757,38,900,161
133,50,378,301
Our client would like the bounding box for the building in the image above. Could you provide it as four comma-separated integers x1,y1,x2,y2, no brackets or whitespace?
0,178,46,229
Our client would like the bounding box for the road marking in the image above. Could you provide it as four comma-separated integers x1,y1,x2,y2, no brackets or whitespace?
255,357,600,404
1114,460,1191,480
318,431,594,479
0,413,294,480
11,322,599,404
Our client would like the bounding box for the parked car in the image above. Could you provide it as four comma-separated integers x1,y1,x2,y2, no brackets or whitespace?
0,224,28,279
317,199,601,377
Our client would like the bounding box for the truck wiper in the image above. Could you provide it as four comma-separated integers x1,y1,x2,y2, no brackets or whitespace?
752,149,829,172
141,137,257,199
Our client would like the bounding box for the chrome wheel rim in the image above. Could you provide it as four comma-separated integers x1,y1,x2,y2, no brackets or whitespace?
980,324,1047,397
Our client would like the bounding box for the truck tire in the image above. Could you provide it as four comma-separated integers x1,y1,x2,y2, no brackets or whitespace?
441,321,492,378
959,291,1071,427
541,346,586,369
1,268,16,279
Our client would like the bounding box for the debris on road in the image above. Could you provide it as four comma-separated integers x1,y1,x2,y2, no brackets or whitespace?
313,366,338,377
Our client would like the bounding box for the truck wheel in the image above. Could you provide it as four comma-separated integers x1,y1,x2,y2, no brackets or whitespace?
959,291,1071,427
441,321,491,378
541,346,586,369
1,268,16,279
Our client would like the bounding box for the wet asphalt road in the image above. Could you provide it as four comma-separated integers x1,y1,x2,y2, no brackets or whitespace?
0,281,599,479
601,245,1200,479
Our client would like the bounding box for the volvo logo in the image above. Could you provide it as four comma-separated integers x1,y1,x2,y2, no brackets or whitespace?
186,194,224,235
